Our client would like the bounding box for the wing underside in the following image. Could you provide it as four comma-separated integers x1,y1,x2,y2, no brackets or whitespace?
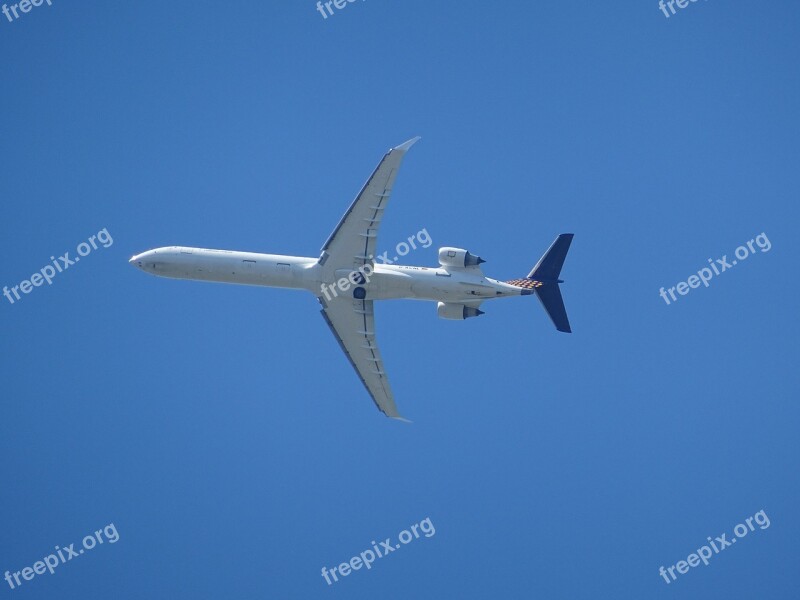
319,296,402,419
319,137,420,273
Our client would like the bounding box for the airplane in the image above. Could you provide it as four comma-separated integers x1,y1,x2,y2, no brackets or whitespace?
129,137,573,420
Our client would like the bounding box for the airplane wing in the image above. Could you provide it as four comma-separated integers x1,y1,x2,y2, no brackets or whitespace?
319,296,405,420
319,137,420,272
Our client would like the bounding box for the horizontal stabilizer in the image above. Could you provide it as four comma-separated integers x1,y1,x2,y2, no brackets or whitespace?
535,283,571,333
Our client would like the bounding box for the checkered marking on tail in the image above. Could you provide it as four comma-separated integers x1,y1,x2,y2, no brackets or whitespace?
505,279,544,289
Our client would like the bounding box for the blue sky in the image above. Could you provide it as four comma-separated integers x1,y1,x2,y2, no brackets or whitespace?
1,1,798,598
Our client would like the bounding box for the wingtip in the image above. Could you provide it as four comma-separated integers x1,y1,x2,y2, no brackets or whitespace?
390,416,414,424
393,136,421,153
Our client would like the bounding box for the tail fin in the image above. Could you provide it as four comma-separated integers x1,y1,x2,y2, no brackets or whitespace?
506,234,574,333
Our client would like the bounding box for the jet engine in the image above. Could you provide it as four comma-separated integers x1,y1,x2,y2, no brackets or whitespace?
437,302,484,320
438,247,485,269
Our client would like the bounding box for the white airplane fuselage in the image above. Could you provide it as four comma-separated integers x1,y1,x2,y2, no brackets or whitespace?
129,246,526,304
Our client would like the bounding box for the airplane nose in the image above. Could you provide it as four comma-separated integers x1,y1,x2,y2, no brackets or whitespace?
129,254,144,269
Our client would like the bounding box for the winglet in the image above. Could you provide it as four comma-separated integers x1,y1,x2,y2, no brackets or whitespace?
392,136,421,153
391,416,414,424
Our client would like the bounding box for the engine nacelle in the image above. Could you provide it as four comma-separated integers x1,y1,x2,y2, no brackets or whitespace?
437,302,484,320
438,247,485,269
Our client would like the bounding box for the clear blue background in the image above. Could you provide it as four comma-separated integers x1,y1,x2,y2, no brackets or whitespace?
1,1,798,598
